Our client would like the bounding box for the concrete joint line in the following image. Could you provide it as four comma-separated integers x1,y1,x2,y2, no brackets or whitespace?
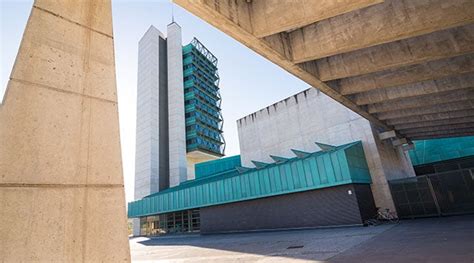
0,183,124,188
10,78,117,104
33,5,113,39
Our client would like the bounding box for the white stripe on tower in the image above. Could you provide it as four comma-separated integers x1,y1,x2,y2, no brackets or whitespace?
167,22,188,187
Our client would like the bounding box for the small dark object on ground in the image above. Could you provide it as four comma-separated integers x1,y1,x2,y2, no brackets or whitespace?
287,245,304,249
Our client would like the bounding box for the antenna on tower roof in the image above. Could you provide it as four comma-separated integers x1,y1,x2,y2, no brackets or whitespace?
171,1,175,23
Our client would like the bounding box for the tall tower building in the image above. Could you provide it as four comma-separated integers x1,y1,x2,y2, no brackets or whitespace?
135,26,168,201
133,23,225,235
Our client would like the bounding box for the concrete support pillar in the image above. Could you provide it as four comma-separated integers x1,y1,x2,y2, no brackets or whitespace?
0,0,130,261
369,125,416,213
167,22,188,186
378,130,396,140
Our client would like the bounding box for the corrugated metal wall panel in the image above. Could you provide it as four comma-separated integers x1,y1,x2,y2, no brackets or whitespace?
128,141,372,217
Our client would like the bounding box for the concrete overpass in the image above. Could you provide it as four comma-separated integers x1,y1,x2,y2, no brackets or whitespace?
175,0,474,142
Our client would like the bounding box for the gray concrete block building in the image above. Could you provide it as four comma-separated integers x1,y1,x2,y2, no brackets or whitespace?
237,88,416,212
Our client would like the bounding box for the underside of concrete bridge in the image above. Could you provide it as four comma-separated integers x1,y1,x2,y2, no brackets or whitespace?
175,0,474,143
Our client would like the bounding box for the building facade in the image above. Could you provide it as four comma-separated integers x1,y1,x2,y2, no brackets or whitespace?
133,23,224,236
237,88,416,212
129,142,377,235
129,87,411,236
182,38,226,179
128,78,474,236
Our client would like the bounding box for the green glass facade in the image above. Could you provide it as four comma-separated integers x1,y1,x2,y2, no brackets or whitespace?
409,136,474,166
183,38,225,156
128,141,372,218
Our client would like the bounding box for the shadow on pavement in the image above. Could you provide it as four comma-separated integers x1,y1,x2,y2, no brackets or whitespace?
131,215,474,262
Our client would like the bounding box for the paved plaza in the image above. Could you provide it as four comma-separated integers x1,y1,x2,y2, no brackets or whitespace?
130,215,474,262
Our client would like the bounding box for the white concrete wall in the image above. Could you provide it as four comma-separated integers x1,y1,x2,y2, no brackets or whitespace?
237,88,415,211
167,23,188,187
135,26,164,200
134,26,164,236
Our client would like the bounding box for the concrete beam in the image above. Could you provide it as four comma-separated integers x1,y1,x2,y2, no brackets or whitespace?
405,128,474,138
198,0,253,33
367,88,474,113
306,25,474,81
378,130,397,140
353,74,474,105
411,133,474,140
175,0,393,131
386,109,474,126
336,55,474,95
174,0,471,141
290,0,474,63
0,1,130,261
392,138,408,147
393,116,474,130
250,0,384,38
399,123,474,135
375,100,474,120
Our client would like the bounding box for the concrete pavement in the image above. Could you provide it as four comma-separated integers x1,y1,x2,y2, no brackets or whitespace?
129,215,474,262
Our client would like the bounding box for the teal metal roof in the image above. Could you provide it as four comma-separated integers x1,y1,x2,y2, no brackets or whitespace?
409,136,474,166
195,155,241,179
128,141,371,218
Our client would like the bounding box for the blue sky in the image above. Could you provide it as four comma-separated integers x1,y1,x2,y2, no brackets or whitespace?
1,0,308,202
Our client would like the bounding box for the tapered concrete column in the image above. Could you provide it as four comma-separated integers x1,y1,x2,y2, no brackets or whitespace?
0,0,130,262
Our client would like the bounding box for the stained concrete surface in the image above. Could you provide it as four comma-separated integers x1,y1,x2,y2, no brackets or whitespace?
130,215,474,262
0,0,130,261
237,87,415,213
